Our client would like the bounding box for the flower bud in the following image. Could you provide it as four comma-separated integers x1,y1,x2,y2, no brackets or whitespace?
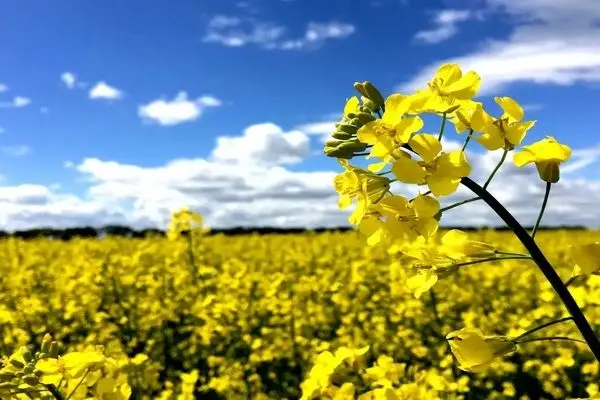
0,372,15,382
49,342,59,358
41,334,52,354
34,369,44,377
361,96,378,112
23,374,39,386
362,81,385,108
22,350,33,363
353,82,368,97
338,141,368,152
325,147,355,159
355,112,375,125
0,382,18,390
9,359,24,369
337,123,359,135
535,161,560,183
331,131,354,140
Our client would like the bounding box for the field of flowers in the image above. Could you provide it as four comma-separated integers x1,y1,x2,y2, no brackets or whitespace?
1,228,599,399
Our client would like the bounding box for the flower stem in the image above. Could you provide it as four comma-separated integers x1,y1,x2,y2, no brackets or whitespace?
438,113,447,141
516,336,587,345
513,316,574,341
531,182,551,239
565,275,581,287
483,149,508,190
461,176,600,362
461,129,474,151
439,196,480,213
443,255,532,271
44,385,65,400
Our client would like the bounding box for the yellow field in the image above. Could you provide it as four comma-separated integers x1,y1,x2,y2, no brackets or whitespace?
1,230,599,399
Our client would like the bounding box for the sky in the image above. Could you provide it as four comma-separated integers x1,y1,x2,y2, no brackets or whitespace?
1,0,600,230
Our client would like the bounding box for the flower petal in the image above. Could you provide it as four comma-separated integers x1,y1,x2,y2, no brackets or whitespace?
409,134,442,163
391,156,426,184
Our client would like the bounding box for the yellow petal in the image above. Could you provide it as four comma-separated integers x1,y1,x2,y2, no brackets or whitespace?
475,133,504,151
344,96,360,116
505,120,536,146
367,161,388,173
513,149,536,167
444,71,482,99
407,270,438,298
411,194,440,218
382,94,411,125
391,156,426,184
414,217,439,239
495,96,524,122
409,134,442,163
427,174,461,197
570,242,600,275
394,116,424,143
357,122,379,145
434,64,462,85
435,150,471,178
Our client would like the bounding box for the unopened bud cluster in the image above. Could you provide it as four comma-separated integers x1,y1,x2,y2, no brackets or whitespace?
323,81,386,159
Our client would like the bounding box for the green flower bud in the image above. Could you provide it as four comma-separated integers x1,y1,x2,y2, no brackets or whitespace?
338,141,368,152
23,374,39,386
361,96,378,112
41,335,52,354
38,352,48,360
49,342,59,358
346,112,357,119
337,123,359,135
356,112,375,125
15,371,25,378
23,364,35,374
331,131,354,140
353,82,367,97
349,118,362,127
34,369,44,377
9,359,24,369
325,148,355,159
0,382,18,390
325,139,344,148
362,81,385,108
0,372,15,382
22,350,33,363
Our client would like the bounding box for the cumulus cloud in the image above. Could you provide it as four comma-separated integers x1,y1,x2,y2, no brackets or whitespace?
211,122,310,166
0,96,31,108
414,10,471,44
0,120,599,231
203,14,355,50
89,81,124,100
138,92,222,126
399,0,600,94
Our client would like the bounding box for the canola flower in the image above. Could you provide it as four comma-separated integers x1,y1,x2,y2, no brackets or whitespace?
320,62,600,399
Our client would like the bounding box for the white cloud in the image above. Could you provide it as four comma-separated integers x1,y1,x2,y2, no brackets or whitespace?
0,96,31,108
211,122,310,166
89,81,123,100
414,10,471,44
138,92,222,126
203,15,355,50
399,0,600,94
61,72,76,89
0,120,599,231
295,120,336,142
1,145,31,157
0,84,8,92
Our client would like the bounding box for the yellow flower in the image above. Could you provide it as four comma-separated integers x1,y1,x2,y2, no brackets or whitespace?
391,134,471,196
406,269,439,298
446,328,516,372
449,100,483,134
472,97,536,150
334,160,391,225
440,229,496,259
36,351,105,386
411,64,481,114
513,136,572,183
569,242,600,276
357,94,422,164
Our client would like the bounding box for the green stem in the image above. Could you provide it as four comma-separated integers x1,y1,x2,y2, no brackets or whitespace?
65,370,89,400
494,250,530,257
565,275,580,287
483,149,508,190
44,385,65,400
376,170,391,176
420,255,532,274
438,113,447,141
439,197,480,213
513,316,574,341
531,182,551,239
461,176,600,362
516,336,587,345
354,152,370,156
461,129,474,151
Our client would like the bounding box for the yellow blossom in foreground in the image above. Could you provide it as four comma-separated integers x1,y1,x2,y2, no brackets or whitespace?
440,229,496,259
392,134,471,196
513,136,572,183
446,328,516,372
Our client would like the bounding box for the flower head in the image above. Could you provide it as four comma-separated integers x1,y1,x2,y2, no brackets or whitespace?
446,328,516,372
513,136,571,183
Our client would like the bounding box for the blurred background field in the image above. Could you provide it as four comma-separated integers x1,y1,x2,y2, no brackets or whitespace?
1,229,599,399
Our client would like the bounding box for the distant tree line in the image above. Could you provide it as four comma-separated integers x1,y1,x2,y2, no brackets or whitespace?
0,224,589,241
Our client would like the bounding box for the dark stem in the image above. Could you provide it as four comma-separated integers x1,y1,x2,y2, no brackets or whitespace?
460,176,600,362
44,384,65,400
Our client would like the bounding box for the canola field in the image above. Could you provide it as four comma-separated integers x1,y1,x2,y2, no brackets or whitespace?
1,229,599,399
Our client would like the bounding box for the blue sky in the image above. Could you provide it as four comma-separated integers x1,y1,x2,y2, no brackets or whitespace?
0,0,599,230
